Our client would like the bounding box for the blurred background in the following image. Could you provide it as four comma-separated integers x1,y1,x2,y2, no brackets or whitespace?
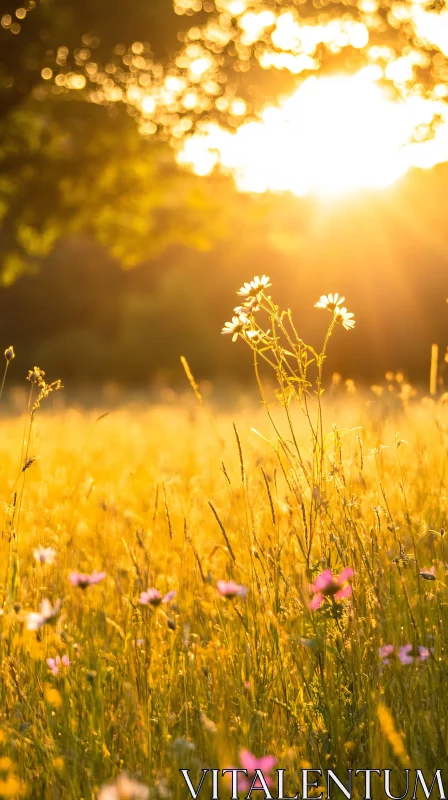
1,0,447,397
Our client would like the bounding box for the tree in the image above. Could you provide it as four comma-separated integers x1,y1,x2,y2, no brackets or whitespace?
0,0,231,281
1,0,448,281
0,94,236,282
0,0,181,118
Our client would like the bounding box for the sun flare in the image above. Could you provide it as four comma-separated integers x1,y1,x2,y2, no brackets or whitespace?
177,71,448,198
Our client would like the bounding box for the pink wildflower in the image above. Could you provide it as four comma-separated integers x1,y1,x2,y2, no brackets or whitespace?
216,580,248,599
46,654,70,676
398,644,431,664
98,774,149,800
419,566,436,581
309,567,353,610
378,645,394,665
239,749,276,791
138,588,176,606
69,570,106,589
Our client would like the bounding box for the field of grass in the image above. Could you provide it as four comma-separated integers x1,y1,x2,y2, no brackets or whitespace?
0,387,446,798
0,285,447,799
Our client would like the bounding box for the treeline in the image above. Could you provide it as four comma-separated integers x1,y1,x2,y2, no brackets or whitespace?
1,163,447,390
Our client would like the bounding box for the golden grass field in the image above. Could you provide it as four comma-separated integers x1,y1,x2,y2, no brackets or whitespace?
0,282,447,799
0,386,447,799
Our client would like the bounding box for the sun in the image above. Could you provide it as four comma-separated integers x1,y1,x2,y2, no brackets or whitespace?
177,70,448,198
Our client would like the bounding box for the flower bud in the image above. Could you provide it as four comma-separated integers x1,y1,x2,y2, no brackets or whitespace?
4,346,14,362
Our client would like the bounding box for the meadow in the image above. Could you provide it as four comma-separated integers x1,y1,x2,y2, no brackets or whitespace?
0,280,447,800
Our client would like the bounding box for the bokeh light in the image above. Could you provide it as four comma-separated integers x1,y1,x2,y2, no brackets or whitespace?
25,0,448,196
178,72,448,196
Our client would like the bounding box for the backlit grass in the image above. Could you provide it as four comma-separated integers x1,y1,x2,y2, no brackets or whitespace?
0,281,447,798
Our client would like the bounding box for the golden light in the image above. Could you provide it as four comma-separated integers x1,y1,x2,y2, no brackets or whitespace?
74,0,448,197
141,95,156,115
189,55,214,78
177,71,448,198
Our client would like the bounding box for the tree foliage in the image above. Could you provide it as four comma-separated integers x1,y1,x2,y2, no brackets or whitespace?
0,0,232,281
0,96,235,282
1,0,448,280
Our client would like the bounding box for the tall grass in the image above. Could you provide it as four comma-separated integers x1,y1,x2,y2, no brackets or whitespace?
0,283,446,798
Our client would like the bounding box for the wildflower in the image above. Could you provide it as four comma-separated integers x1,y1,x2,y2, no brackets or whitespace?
378,644,394,665
26,366,63,412
33,546,56,565
419,566,436,581
46,654,70,676
98,774,149,800
237,275,271,300
243,328,270,344
309,567,353,610
216,580,248,598
398,644,431,664
334,306,356,330
138,588,176,606
27,366,45,385
314,294,355,329
4,346,14,362
239,749,276,791
221,314,249,342
383,639,433,664
234,298,260,314
315,293,345,311
27,598,61,631
69,570,106,589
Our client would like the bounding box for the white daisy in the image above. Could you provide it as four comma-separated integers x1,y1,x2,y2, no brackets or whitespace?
27,598,61,631
315,293,345,311
243,328,270,343
334,306,356,331
221,314,249,342
234,297,260,314
237,275,271,300
33,545,56,565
